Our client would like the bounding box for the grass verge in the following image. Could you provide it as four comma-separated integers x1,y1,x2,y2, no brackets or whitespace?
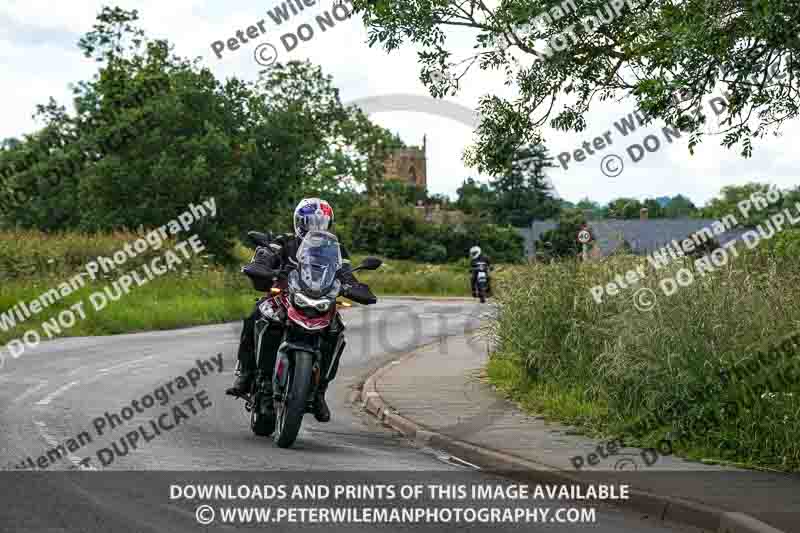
1,231,477,352
487,240,800,472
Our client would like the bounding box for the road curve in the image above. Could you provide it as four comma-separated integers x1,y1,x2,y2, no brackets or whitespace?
0,299,683,532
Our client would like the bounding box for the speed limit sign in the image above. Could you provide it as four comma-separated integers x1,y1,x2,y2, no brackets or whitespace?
577,229,592,244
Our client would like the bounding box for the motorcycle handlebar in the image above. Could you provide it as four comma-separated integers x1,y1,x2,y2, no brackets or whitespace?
343,283,377,305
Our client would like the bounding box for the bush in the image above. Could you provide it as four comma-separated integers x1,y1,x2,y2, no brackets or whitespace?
764,228,800,260
0,229,207,280
419,243,448,263
342,204,525,263
466,222,525,263
488,250,800,471
535,209,585,259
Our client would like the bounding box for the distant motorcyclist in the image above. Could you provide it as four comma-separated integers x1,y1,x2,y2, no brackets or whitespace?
226,198,357,423
469,246,492,297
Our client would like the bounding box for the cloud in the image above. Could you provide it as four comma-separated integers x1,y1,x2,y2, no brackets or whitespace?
0,13,79,51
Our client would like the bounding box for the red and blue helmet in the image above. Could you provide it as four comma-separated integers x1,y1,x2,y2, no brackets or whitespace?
294,198,334,238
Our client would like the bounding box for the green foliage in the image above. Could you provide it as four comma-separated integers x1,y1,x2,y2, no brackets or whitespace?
490,143,560,226
535,209,586,258
0,229,208,281
377,180,428,206
663,194,698,218
344,204,524,263
598,195,698,219
751,228,800,261
575,197,603,219
701,183,800,227
0,231,478,348
418,243,448,263
0,7,398,262
456,177,497,219
606,198,643,219
642,198,665,218
350,0,800,175
454,143,560,226
488,250,800,471
461,222,526,263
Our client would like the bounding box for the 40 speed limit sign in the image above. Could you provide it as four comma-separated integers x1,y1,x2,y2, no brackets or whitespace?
577,228,592,244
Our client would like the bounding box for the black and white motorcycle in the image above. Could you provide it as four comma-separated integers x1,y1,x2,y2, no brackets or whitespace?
472,261,490,303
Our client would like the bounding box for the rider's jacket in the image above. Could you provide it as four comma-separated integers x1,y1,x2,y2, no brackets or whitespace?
470,254,491,271
470,254,491,284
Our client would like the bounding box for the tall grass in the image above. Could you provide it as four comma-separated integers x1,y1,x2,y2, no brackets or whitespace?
488,239,800,471
353,256,471,296
0,231,475,350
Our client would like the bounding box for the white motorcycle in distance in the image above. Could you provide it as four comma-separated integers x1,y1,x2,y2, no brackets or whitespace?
472,262,491,303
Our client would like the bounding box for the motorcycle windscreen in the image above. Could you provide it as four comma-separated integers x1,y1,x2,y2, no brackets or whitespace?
296,231,342,297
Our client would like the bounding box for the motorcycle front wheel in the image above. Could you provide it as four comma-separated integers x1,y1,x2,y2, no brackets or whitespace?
274,350,314,448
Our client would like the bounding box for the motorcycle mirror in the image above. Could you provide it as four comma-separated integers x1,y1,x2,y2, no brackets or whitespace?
347,256,382,274
247,230,272,247
359,257,382,270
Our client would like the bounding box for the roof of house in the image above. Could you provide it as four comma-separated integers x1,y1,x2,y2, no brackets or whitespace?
517,218,749,256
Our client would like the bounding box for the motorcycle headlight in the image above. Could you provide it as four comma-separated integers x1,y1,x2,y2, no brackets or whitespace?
294,292,332,312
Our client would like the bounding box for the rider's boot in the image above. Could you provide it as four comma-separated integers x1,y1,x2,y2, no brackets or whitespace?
226,310,259,397
226,361,255,397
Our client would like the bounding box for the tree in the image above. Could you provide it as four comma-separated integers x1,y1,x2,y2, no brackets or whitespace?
576,198,599,210
642,198,665,218
663,194,698,218
701,183,797,226
606,198,643,219
535,208,586,258
491,143,559,226
0,138,21,150
575,197,603,219
349,0,800,175
455,177,496,218
376,180,426,206
0,7,400,259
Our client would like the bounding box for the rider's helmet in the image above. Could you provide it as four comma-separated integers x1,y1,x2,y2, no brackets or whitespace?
469,246,481,260
294,198,334,238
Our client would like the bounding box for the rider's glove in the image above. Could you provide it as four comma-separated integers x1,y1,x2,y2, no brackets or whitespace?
253,246,280,270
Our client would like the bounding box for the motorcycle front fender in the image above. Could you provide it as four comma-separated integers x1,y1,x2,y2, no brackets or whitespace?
273,341,321,391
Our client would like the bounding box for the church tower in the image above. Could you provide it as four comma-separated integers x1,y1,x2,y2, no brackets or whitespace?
382,135,427,190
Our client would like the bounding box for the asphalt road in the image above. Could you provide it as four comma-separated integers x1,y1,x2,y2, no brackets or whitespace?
0,299,686,532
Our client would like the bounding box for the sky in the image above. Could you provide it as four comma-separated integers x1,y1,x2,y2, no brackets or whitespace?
1,0,798,207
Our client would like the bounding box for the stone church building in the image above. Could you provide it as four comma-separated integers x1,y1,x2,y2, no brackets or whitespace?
383,135,427,189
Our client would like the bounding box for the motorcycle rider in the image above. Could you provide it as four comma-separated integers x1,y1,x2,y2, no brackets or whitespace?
469,246,492,297
225,198,357,423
